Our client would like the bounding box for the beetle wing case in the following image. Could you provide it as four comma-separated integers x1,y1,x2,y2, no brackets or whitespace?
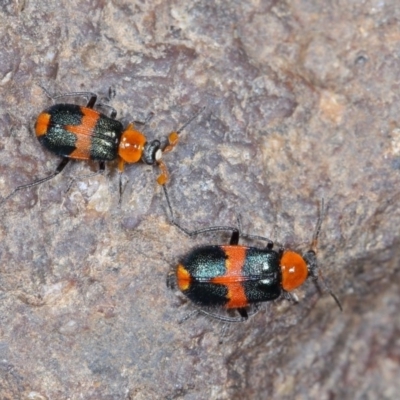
176,245,282,311
36,104,122,161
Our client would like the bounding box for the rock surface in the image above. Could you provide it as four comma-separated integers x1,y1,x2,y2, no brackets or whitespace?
0,1,399,399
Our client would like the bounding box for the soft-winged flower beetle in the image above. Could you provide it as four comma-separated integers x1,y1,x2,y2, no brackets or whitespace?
165,188,342,322
0,87,203,207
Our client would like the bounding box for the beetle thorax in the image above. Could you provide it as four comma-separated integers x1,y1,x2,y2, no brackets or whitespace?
280,250,308,291
118,125,146,163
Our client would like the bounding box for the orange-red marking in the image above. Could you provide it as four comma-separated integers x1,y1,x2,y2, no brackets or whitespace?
163,131,179,154
156,161,168,185
213,245,248,309
35,112,51,137
118,124,146,170
176,264,192,291
280,250,308,291
66,107,100,159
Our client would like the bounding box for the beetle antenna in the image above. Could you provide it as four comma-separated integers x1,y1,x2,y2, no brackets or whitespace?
176,106,206,134
308,198,342,311
315,269,343,311
311,198,324,253
163,185,175,221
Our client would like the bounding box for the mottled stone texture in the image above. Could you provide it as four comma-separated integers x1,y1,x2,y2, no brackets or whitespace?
0,1,399,399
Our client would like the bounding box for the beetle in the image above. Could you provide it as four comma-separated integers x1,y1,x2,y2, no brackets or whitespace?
0,88,203,207
165,189,342,322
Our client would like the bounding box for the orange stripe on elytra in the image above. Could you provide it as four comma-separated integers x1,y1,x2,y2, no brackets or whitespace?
67,107,100,159
35,112,51,137
212,246,248,309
